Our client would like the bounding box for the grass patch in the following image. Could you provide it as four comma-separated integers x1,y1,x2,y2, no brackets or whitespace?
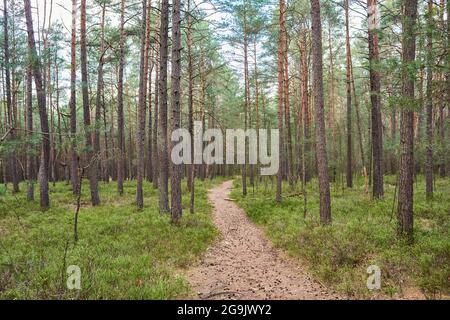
0,179,220,299
231,175,449,299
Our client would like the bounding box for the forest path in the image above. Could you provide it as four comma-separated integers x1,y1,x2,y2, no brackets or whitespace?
187,180,343,300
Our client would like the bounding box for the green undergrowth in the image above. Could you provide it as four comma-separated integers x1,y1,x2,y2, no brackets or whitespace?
0,178,222,299
232,175,449,299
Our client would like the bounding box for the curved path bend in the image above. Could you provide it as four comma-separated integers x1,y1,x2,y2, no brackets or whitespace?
187,180,342,300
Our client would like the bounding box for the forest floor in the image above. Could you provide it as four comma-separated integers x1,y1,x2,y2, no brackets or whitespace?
187,180,342,300
0,179,221,299
1,176,447,300
231,175,449,300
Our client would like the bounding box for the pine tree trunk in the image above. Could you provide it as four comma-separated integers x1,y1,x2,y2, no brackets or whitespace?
102,92,109,182
145,3,153,183
126,84,133,180
276,0,286,203
447,0,450,177
24,0,50,209
345,0,353,188
397,0,418,242
310,0,331,224
299,29,311,183
284,30,294,187
350,57,367,175
171,0,182,222
147,62,154,183
55,54,63,183
368,0,384,198
3,0,19,193
242,6,249,196
199,50,206,182
254,39,261,185
80,0,100,206
94,3,106,184
327,20,337,183
425,0,434,199
110,75,117,180
136,0,149,209
390,102,397,174
187,0,195,198
117,0,126,196
69,0,79,194
152,65,159,189
438,0,446,177
152,6,160,190
158,0,170,213
26,63,34,201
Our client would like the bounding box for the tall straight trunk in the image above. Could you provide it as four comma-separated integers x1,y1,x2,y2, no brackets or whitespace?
284,30,294,186
368,109,373,185
102,92,109,182
126,84,133,179
242,4,249,196
368,0,384,198
94,3,106,181
247,42,254,187
254,39,261,184
310,0,331,224
13,5,21,191
425,0,434,199
438,0,446,177
117,0,126,195
69,0,78,194
390,93,397,174
136,0,149,209
55,53,62,183
24,0,50,209
345,0,353,188
3,0,19,193
49,58,55,185
152,1,160,189
46,24,55,186
152,63,159,189
110,76,117,180
447,0,450,177
276,0,286,203
146,61,154,182
171,0,182,222
199,50,206,181
187,0,195,214
294,64,302,181
397,0,418,242
80,0,100,206
187,0,194,194
415,50,424,149
1,69,3,136
146,3,153,183
327,20,337,182
350,58,367,173
26,63,34,201
41,0,53,183
416,66,424,175
1,68,4,137
158,0,170,213
438,99,445,177
299,29,311,182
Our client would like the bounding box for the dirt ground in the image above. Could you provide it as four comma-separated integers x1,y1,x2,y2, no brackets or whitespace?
187,180,343,300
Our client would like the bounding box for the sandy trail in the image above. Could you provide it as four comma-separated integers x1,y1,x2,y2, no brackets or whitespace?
187,180,342,300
